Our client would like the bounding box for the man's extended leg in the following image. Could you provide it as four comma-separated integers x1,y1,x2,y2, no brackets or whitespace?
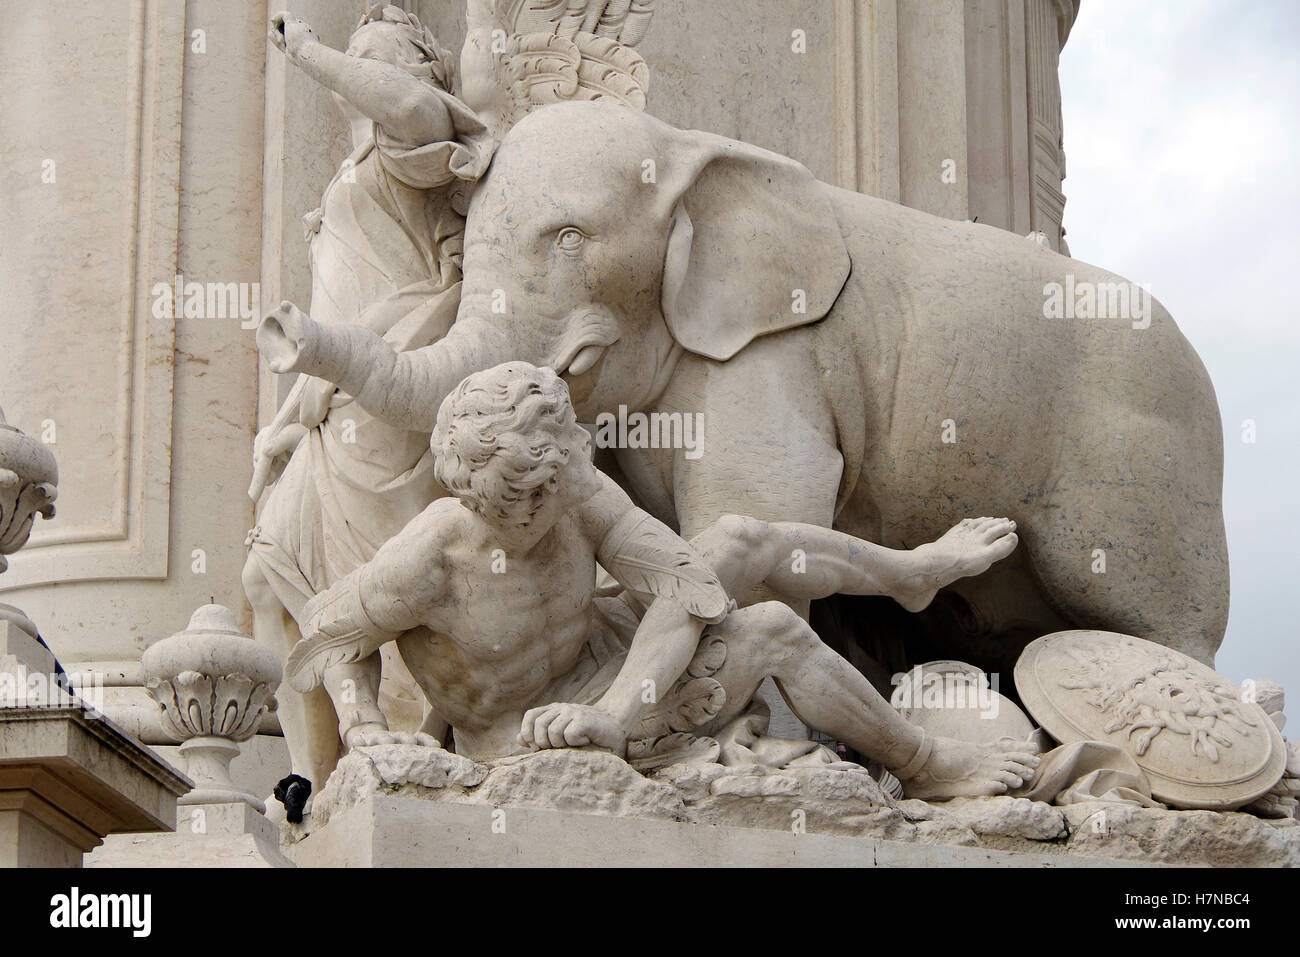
702,602,1040,800
691,514,1018,612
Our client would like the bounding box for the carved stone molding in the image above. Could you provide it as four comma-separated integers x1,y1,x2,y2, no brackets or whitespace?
0,0,185,590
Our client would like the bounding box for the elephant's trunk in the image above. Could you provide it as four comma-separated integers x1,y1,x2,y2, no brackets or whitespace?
257,309,512,433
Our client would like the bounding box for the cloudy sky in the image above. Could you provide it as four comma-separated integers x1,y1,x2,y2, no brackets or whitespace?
1059,0,1300,697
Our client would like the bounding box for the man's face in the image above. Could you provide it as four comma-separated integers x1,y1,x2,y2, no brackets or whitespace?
495,476,564,533
483,428,600,535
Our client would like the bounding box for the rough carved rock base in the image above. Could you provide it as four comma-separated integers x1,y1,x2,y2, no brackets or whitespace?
296,746,1300,866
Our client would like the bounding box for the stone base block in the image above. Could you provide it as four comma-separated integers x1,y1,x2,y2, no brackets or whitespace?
282,746,1300,868
0,705,191,867
86,801,293,868
289,794,1131,868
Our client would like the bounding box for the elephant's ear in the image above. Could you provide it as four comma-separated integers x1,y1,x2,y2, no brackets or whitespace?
658,130,851,361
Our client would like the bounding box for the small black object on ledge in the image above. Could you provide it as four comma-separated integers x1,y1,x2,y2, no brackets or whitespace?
273,773,312,824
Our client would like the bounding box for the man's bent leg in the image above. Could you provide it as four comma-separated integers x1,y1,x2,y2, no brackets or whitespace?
703,603,922,768
705,602,1040,799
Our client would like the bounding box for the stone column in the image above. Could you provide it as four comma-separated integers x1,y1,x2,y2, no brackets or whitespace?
1024,0,1079,252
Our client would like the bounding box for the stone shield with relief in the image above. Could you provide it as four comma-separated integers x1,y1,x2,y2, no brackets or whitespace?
1015,631,1286,810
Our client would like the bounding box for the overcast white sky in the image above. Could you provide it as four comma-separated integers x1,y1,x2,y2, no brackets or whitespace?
1059,0,1300,696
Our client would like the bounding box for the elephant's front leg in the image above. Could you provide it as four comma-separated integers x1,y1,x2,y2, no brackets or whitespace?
666,349,845,550
668,373,843,738
657,350,845,739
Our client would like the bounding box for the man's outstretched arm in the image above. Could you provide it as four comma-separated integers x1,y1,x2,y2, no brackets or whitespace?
597,597,707,732
271,12,453,145
285,504,451,692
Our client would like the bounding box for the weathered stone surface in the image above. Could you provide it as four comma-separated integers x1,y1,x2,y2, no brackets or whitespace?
310,744,486,829
1061,802,1300,868
470,750,689,822
291,794,1125,868
87,802,293,869
313,747,686,830
364,743,488,790
938,796,1070,842
297,744,1300,865
690,764,900,835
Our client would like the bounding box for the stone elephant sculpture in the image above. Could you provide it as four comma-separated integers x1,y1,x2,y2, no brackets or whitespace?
259,100,1229,672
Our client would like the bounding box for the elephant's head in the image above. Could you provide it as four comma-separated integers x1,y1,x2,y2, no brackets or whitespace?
255,101,852,435
455,100,852,418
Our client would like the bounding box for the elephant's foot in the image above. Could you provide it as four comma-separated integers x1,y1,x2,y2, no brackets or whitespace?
895,733,1041,801
893,518,1019,613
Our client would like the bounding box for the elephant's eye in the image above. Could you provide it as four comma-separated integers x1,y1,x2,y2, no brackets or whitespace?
556,227,586,253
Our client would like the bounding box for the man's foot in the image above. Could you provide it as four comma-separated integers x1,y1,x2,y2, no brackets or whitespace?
896,734,1040,801
893,517,1018,612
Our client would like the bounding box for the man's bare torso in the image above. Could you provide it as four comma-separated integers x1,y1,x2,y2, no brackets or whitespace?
391,497,605,757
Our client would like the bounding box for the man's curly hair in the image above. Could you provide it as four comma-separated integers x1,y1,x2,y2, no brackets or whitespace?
432,363,590,523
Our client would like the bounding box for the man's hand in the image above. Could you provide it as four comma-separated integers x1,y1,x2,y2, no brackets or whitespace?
519,703,626,756
248,421,308,501
269,12,319,64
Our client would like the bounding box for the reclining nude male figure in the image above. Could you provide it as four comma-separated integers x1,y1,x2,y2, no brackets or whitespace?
285,361,1041,801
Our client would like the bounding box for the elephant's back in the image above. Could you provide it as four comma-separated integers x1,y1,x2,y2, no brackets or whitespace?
817,185,1222,542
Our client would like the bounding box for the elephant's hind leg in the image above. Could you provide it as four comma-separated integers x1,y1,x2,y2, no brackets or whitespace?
1019,472,1229,666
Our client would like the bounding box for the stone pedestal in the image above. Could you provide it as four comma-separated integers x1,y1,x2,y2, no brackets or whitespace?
77,603,292,868
86,800,293,869
288,793,1129,869
0,705,190,867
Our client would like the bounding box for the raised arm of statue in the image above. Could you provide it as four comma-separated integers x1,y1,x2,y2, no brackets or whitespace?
258,301,508,433
270,11,453,147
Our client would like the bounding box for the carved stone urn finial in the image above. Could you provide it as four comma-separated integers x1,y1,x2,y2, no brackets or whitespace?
0,407,58,576
141,604,282,813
